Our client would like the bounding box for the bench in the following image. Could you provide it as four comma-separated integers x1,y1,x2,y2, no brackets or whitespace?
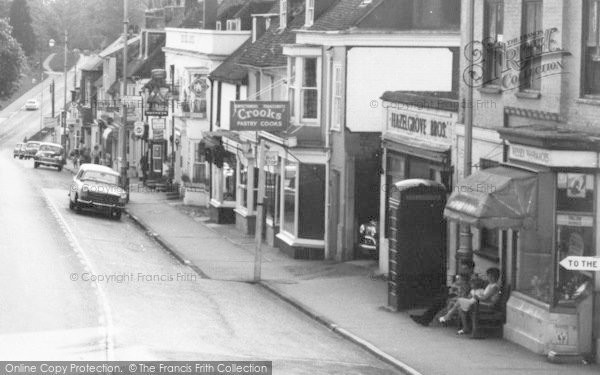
470,285,510,339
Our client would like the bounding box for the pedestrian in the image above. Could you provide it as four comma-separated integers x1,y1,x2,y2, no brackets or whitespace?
410,259,476,326
91,145,101,164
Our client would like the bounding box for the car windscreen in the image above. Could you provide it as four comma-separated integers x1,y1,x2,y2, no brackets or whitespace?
81,170,119,185
39,145,63,154
26,143,40,149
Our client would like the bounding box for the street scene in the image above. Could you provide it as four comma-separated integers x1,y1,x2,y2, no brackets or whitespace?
1,0,600,374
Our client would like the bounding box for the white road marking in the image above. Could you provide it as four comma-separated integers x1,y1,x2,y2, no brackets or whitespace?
42,189,115,360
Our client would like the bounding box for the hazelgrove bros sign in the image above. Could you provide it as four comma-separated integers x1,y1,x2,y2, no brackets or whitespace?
230,101,290,132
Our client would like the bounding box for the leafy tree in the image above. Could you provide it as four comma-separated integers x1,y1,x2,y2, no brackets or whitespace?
9,0,36,56
0,18,26,100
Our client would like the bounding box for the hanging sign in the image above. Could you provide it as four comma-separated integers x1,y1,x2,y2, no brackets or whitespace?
265,151,278,166
559,256,600,271
230,101,290,131
133,121,145,137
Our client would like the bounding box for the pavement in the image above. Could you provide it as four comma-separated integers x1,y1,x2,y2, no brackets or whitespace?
64,161,600,375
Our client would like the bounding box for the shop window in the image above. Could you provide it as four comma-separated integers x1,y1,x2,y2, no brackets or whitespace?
239,163,249,209
265,163,280,225
554,173,595,306
253,167,259,212
222,154,236,202
384,154,406,238
583,0,600,96
484,0,504,86
298,164,325,240
282,160,297,235
193,142,208,185
520,0,543,91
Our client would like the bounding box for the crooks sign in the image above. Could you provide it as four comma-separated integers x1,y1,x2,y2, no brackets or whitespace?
230,101,289,132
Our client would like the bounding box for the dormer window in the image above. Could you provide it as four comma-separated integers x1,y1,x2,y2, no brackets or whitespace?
305,0,315,27
226,19,241,31
280,0,287,30
216,21,222,30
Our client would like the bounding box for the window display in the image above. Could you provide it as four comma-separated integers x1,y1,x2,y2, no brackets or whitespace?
223,153,236,202
283,161,297,234
555,220,594,305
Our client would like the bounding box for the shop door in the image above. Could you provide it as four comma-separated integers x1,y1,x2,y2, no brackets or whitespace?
387,180,447,310
150,142,163,179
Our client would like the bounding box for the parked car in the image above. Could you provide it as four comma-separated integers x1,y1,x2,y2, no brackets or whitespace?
33,142,65,171
358,219,379,259
24,141,41,159
69,163,127,220
25,99,39,110
13,143,23,158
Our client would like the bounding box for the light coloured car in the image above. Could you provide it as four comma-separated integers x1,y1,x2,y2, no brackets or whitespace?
25,99,39,110
33,142,65,171
24,141,41,159
69,163,127,220
13,143,23,158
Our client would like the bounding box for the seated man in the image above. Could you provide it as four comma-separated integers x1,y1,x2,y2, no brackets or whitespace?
410,259,475,326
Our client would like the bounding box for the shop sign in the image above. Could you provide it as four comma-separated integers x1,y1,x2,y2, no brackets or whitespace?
556,214,594,227
386,107,454,145
509,144,598,168
152,118,166,140
559,256,600,272
230,101,290,131
146,110,169,117
265,151,278,166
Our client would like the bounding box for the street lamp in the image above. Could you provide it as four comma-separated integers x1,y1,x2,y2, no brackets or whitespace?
48,39,55,118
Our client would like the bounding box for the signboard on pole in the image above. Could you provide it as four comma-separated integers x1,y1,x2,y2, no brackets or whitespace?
265,151,278,166
133,121,145,137
230,101,289,132
559,256,600,271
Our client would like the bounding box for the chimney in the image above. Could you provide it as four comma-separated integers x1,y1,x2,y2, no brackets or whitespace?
203,0,219,29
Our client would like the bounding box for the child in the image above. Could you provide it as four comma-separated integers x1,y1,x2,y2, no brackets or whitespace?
439,276,486,323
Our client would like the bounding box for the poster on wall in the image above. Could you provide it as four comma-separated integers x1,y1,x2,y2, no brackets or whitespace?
152,118,166,140
566,174,587,198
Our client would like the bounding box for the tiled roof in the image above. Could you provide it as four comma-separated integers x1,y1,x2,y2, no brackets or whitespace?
237,1,304,68
209,39,252,84
308,0,384,31
380,91,459,112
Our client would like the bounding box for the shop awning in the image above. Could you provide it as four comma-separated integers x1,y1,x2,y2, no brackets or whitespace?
444,166,537,229
102,127,114,140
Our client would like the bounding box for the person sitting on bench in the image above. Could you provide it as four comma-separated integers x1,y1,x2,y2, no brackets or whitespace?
456,267,501,335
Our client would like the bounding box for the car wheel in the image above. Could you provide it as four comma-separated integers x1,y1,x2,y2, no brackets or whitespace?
73,194,81,213
110,209,122,220
57,166,62,172
69,198,75,210
33,162,39,168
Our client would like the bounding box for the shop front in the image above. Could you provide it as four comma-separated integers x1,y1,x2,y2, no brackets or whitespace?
379,92,457,274
205,131,241,224
444,124,599,360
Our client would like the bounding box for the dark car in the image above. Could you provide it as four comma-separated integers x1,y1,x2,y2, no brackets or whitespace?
33,142,65,171
69,164,127,220
358,219,379,259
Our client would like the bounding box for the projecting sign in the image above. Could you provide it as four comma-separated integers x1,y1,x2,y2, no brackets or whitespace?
559,256,600,272
133,121,145,137
145,110,169,116
230,101,289,132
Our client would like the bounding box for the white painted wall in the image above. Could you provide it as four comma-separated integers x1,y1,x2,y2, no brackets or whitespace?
165,28,250,56
346,47,454,132
219,83,237,130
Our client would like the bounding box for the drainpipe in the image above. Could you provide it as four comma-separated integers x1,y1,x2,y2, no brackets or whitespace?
324,47,333,260
457,0,475,266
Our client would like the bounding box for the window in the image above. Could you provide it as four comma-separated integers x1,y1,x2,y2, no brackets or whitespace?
265,162,280,224
223,154,236,202
239,163,249,208
282,160,297,234
298,164,325,239
279,0,287,30
305,0,315,27
521,0,543,91
301,58,318,120
216,21,222,30
484,0,504,86
288,57,296,117
127,83,136,97
193,142,208,185
331,64,342,130
226,19,240,31
584,0,600,95
553,175,595,306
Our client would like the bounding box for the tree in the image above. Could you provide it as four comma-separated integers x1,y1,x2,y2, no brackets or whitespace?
0,18,26,100
9,0,36,56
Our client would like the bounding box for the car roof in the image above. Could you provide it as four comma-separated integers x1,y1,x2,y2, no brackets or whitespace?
39,142,63,148
27,99,37,102
26,141,41,145
78,163,120,176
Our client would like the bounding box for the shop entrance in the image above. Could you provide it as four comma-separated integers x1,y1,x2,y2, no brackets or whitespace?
149,141,164,179
387,179,447,310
